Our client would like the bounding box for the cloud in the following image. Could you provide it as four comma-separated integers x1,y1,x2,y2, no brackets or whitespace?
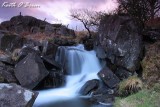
0,0,118,29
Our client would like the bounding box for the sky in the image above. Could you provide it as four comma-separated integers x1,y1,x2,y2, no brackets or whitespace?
0,0,118,30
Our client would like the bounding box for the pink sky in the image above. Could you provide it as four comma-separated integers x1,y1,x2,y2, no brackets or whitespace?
0,0,118,30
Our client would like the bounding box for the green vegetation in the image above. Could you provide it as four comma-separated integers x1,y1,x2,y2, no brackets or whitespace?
114,84,160,107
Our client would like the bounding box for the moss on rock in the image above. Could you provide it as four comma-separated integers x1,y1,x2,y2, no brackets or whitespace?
141,41,160,88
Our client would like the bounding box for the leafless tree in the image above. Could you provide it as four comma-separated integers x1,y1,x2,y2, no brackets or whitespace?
147,0,160,18
70,9,105,38
117,0,160,30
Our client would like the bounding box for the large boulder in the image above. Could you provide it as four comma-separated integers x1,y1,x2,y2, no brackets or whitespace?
15,53,49,89
96,15,143,72
0,83,38,107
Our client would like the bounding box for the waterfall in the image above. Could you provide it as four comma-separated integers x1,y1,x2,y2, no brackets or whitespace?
33,44,104,107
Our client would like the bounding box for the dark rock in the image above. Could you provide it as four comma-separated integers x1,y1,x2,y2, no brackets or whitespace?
39,70,65,89
0,31,24,52
98,67,120,88
115,67,132,80
83,38,94,50
59,26,75,37
94,45,106,59
54,37,77,46
42,56,62,70
92,82,115,96
79,79,99,95
96,15,143,72
0,83,38,107
30,26,40,34
143,30,160,42
0,51,12,64
15,46,40,62
15,53,49,89
41,41,58,57
0,63,18,83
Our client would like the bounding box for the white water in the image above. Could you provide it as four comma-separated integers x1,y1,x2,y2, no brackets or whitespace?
33,44,103,106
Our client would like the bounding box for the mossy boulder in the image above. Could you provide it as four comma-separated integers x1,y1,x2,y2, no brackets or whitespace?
141,41,160,88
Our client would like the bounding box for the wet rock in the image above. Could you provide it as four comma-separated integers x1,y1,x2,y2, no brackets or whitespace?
0,83,38,107
79,79,99,95
15,53,49,89
90,94,114,107
98,67,120,88
96,15,143,72
39,70,65,89
94,45,106,59
92,82,115,96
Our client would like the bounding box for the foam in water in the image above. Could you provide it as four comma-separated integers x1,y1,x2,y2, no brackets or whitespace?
33,44,103,106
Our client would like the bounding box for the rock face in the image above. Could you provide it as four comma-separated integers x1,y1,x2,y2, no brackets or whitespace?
96,15,143,73
98,67,120,88
15,53,49,89
0,83,38,107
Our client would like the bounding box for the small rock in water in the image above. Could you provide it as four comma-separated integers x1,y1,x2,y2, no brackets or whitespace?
79,79,99,95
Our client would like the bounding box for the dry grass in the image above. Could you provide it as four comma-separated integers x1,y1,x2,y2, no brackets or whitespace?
118,76,143,96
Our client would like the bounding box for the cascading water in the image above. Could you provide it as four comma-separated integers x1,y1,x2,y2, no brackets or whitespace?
33,44,104,107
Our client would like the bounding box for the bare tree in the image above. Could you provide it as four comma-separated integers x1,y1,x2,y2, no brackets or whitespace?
117,0,160,30
70,9,105,38
147,0,160,18
117,0,149,29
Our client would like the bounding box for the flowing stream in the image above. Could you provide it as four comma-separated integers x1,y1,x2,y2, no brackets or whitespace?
33,44,104,107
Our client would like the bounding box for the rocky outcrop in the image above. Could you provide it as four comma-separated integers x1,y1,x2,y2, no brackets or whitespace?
95,15,143,73
1,15,75,37
15,53,49,89
0,83,38,107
